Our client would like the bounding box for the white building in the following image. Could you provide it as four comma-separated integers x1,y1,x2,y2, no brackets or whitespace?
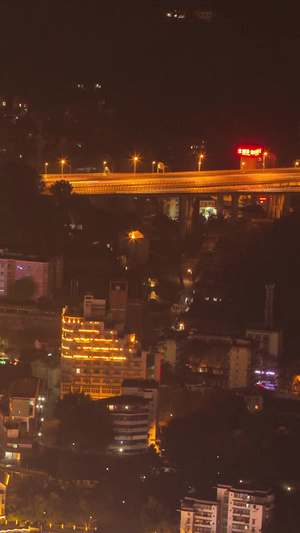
180,484,274,533
106,395,150,455
217,484,274,533
122,379,159,447
245,328,282,359
180,496,219,533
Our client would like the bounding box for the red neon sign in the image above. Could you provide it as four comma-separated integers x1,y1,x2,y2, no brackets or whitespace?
237,147,263,157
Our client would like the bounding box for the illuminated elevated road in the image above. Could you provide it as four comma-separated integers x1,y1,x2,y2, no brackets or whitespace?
42,168,300,195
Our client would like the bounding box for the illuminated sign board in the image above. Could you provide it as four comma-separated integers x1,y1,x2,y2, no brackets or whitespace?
237,147,263,157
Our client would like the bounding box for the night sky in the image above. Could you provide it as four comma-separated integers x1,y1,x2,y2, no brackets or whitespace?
0,0,300,169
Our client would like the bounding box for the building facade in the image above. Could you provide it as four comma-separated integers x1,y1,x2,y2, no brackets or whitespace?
245,328,282,359
122,379,159,447
180,484,274,533
0,250,63,300
60,298,147,400
228,345,251,389
180,495,219,533
217,484,274,533
106,395,150,455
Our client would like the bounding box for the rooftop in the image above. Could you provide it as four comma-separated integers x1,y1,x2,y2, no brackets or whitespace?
122,379,159,389
105,395,149,406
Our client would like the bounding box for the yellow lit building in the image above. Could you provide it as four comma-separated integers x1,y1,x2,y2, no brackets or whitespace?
60,303,147,400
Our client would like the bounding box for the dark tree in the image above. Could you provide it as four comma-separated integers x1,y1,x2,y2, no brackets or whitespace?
54,392,114,451
8,276,37,302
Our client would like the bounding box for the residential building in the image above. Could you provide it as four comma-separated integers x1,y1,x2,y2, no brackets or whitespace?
217,484,274,533
228,345,251,389
184,332,251,389
180,495,219,533
9,377,41,432
245,328,282,359
0,470,9,522
122,379,159,446
60,296,147,400
180,484,274,533
106,395,150,455
0,249,63,300
0,378,41,461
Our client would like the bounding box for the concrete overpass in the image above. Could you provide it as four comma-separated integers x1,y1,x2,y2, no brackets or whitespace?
42,168,300,195
42,168,300,232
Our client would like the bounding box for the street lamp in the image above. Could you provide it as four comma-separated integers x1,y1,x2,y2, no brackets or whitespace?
44,162,48,175
198,153,204,171
132,155,140,174
60,159,66,177
263,151,268,169
152,160,156,173
103,160,107,173
295,160,299,168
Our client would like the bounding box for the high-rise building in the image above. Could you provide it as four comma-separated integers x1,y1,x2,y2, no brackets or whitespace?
60,294,147,399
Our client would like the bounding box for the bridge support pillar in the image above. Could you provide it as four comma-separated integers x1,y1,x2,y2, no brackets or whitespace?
268,194,283,219
216,194,224,217
231,193,239,223
282,193,291,216
179,195,189,237
191,196,200,230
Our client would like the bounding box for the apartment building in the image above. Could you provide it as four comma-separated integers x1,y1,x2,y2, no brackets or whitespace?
122,379,159,446
106,395,150,455
180,495,219,533
0,250,63,300
0,378,41,462
60,295,147,399
217,484,274,533
180,484,274,533
228,345,251,389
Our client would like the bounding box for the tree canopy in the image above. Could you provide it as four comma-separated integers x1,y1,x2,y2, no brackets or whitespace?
8,276,37,302
54,392,114,451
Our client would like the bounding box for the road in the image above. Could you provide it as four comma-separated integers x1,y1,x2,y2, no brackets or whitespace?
42,168,300,195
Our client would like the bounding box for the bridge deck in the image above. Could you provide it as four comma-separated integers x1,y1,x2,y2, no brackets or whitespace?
41,168,300,195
